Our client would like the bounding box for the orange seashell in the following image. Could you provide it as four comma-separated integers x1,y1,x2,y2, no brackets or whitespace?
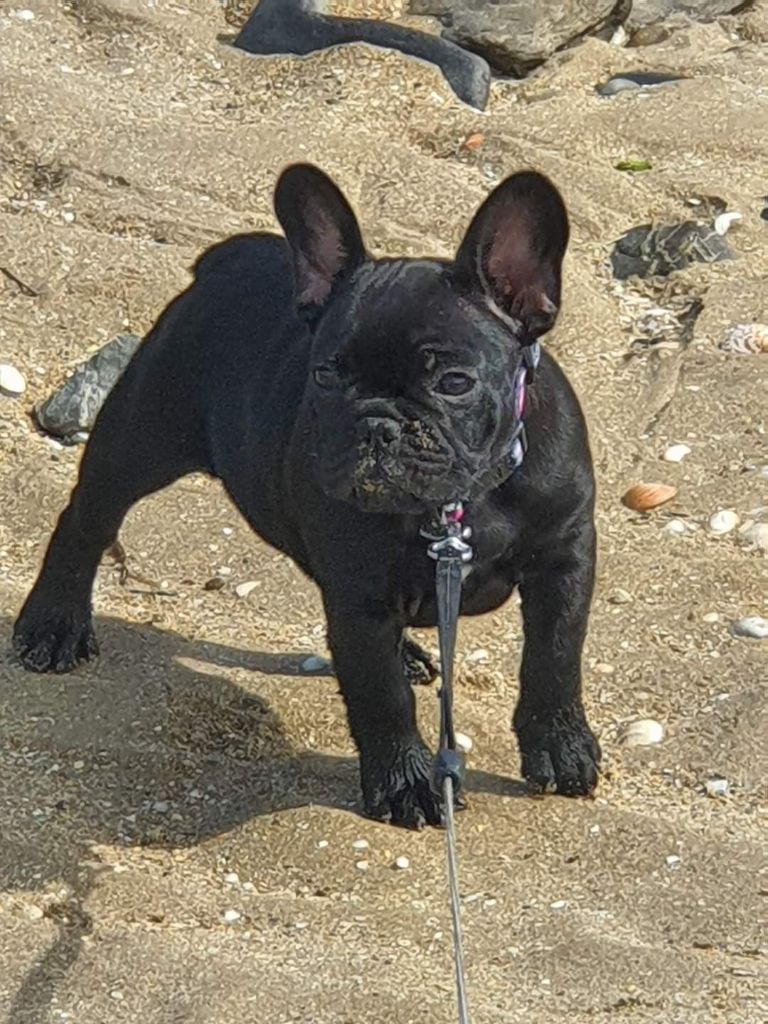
462,132,485,152
621,482,678,512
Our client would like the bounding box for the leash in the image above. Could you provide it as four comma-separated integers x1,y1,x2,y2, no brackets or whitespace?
421,501,473,1024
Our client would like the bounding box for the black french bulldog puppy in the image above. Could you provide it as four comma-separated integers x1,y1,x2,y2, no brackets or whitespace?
13,164,600,828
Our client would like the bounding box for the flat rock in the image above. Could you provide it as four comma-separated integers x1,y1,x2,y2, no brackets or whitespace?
235,0,490,109
409,0,617,75
626,0,747,30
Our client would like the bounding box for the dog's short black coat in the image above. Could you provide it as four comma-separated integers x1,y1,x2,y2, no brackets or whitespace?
14,165,601,828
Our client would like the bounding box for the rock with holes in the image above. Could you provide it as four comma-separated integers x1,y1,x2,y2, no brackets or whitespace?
35,334,141,442
409,0,617,75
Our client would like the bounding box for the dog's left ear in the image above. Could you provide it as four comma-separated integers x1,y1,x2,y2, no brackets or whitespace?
454,171,569,340
274,164,365,309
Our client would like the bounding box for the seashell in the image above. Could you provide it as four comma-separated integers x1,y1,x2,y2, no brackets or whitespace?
455,731,473,754
740,522,768,552
394,856,410,870
708,510,740,535
0,363,26,396
234,580,259,599
713,211,742,236
729,616,768,640
461,132,485,151
621,482,678,512
620,718,665,747
663,443,691,463
663,518,687,536
718,323,768,355
705,778,730,798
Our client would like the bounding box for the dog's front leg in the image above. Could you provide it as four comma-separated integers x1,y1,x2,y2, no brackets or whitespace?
324,596,443,829
514,525,601,796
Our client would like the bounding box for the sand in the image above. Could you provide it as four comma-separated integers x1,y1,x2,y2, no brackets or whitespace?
0,1,766,1022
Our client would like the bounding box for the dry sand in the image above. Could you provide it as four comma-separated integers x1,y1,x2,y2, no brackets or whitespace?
1,1,767,1022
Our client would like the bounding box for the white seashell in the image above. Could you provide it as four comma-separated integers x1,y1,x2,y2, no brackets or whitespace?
0,363,26,396
352,839,369,851
708,510,740,535
704,778,730,798
610,25,629,46
222,909,241,924
355,860,369,871
702,612,719,623
665,854,681,869
713,211,742,236
740,522,768,552
394,856,410,870
663,519,687,536
14,9,35,19
730,616,768,640
621,718,665,747
718,323,768,355
465,648,489,664
455,731,473,754
662,443,691,463
234,580,258,599
550,900,568,911
223,872,240,885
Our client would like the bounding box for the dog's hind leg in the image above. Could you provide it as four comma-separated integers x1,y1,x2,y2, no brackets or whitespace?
13,352,208,673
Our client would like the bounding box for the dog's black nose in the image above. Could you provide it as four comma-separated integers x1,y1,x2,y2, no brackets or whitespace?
358,417,401,449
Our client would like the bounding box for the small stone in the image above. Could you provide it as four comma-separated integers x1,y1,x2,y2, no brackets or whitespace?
455,731,473,754
702,612,719,624
242,882,255,892
217,566,233,577
62,211,75,224
0,363,26,396
663,519,687,536
621,719,664,747
708,510,739,535
234,581,259,599
352,839,369,851
152,800,170,813
300,655,332,674
355,860,369,871
25,905,44,921
222,909,241,924
465,648,490,664
223,872,240,885
14,9,35,19
110,990,124,1001
705,778,730,798
589,824,601,836
665,854,681,869
222,527,233,536
608,588,633,605
662,443,691,463
550,900,568,911
741,522,768,552
73,760,85,770
204,576,226,591
730,616,768,640
317,840,329,849
394,856,410,870
595,662,615,675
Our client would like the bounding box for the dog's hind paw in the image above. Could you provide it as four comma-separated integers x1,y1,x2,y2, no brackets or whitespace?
13,606,99,674
402,636,437,686
516,703,601,797
362,739,450,830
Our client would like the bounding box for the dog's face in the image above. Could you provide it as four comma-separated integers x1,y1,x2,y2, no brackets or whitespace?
274,164,569,514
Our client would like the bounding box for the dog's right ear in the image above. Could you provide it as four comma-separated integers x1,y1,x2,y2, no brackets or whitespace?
274,164,365,309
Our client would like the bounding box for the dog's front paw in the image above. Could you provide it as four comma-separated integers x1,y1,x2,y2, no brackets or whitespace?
515,703,600,797
361,739,445,829
401,636,437,686
13,603,98,674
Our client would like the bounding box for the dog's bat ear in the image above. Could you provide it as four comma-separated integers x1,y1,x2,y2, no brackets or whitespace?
274,164,365,309
454,171,569,340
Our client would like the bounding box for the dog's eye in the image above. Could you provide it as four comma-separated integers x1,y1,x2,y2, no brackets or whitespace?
436,372,475,397
313,364,337,390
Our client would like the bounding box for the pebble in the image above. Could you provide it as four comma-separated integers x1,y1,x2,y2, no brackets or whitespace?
550,900,568,912
222,909,241,924
705,777,730,798
730,616,768,640
708,510,739,535
25,905,44,921
455,731,473,754
589,824,601,836
702,612,720,624
300,655,333,674
741,522,768,552
110,990,124,1001
204,576,226,591
663,519,687,536
0,363,26,396
234,580,259,599
665,854,681,869
222,527,233,536
621,718,665,747
394,856,410,870
317,840,329,849
355,860,369,872
595,662,615,675
352,839,369,851
223,872,240,885
662,443,691,463
608,588,633,605
465,648,490,664
217,566,233,577
14,9,35,19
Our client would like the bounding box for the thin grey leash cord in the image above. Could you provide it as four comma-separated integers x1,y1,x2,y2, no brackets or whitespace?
423,501,473,1024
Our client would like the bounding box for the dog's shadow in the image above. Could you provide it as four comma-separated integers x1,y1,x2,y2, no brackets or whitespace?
0,612,525,1022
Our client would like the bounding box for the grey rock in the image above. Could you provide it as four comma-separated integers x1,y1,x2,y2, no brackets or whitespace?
729,616,768,640
597,70,684,96
627,0,747,30
35,333,141,442
235,0,490,110
611,221,732,280
409,0,617,75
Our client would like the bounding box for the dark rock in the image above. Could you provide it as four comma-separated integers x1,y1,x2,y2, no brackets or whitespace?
234,0,490,110
611,222,733,279
627,0,748,30
760,197,768,223
408,0,617,75
597,70,685,96
35,333,141,442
